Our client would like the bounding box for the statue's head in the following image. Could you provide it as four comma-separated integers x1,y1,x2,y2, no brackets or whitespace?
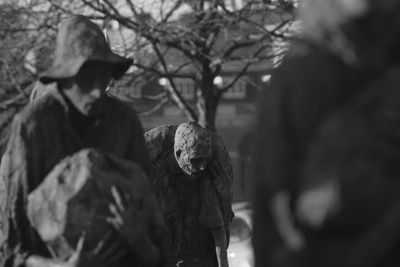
38,15,133,117
174,122,212,178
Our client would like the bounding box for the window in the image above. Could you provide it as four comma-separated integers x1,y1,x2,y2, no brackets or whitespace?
174,78,195,100
223,76,247,99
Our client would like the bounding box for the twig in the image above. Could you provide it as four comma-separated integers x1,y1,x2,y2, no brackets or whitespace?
140,97,169,116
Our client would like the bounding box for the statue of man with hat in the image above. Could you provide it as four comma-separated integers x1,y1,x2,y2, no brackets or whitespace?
0,15,161,267
144,122,234,267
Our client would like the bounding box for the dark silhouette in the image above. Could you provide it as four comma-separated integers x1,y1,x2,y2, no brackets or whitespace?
253,1,400,266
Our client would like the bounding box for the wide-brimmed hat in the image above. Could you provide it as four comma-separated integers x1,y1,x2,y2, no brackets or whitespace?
39,15,133,84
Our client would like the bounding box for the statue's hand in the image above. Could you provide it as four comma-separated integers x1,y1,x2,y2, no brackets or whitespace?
25,232,123,267
107,186,160,266
107,186,148,241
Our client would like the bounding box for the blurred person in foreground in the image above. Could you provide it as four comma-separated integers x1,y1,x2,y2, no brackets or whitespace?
144,122,234,267
0,15,163,267
253,0,400,267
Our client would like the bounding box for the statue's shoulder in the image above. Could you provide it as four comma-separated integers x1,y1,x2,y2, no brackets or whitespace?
209,131,231,168
15,90,64,132
144,125,177,162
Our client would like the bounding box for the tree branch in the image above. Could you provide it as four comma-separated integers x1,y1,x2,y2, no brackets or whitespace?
152,42,198,121
140,97,169,116
218,43,271,95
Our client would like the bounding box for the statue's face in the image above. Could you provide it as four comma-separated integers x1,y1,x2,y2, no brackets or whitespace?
62,61,113,116
175,149,209,178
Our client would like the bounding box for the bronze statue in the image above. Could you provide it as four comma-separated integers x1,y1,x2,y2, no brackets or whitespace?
145,122,234,267
0,15,159,267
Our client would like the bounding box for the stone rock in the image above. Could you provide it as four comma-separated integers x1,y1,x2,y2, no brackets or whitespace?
27,148,158,260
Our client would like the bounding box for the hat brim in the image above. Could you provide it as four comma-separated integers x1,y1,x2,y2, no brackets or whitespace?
106,54,133,80
39,52,133,84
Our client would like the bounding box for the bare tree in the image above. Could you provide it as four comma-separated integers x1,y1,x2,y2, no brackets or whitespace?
47,0,298,131
0,0,65,153
0,0,297,152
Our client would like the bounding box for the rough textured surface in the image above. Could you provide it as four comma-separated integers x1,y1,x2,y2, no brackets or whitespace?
174,122,212,177
39,16,132,84
0,89,148,267
27,149,164,262
174,122,212,158
145,123,233,267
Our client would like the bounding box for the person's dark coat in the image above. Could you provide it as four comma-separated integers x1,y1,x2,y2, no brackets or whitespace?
253,38,400,267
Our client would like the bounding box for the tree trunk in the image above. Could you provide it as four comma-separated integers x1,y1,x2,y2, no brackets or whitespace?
197,83,220,132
